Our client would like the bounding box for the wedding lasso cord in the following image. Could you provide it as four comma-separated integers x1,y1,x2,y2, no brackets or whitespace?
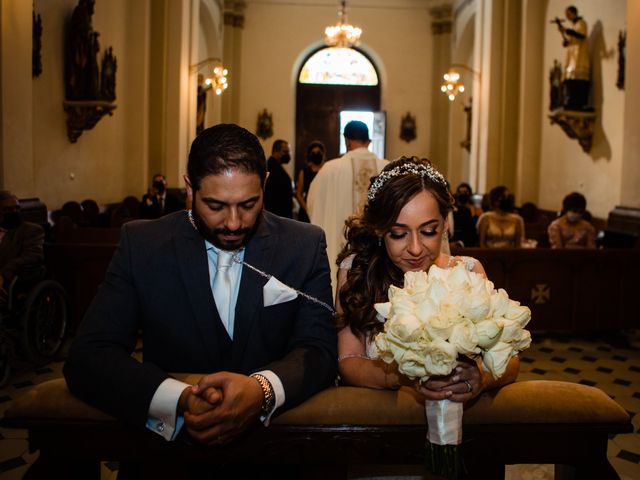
187,210,336,315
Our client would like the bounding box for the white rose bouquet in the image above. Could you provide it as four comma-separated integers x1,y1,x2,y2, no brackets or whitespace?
371,262,531,479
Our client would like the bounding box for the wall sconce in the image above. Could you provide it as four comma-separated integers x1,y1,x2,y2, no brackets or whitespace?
440,64,479,102
191,57,229,95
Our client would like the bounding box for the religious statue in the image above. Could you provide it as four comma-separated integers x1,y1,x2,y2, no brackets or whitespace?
32,10,43,78
63,0,117,143
399,112,416,142
256,109,273,140
552,5,591,110
100,47,117,101
196,74,207,135
549,59,563,111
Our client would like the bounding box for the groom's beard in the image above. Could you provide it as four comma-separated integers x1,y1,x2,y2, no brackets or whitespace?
191,206,258,251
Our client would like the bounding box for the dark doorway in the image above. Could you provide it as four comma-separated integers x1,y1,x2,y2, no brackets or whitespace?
294,49,381,177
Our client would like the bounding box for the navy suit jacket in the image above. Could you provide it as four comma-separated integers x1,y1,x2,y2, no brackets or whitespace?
64,210,337,427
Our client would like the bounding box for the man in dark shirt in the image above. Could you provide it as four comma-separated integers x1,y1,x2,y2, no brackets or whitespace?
263,139,293,218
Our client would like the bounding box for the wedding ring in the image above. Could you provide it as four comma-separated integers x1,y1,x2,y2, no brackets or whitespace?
464,380,473,393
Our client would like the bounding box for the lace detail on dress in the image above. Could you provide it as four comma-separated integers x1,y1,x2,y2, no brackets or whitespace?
446,255,477,271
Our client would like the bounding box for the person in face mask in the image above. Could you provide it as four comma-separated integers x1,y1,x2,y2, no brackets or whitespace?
295,140,326,223
140,173,186,219
263,139,294,219
477,185,526,248
0,191,44,298
547,192,596,248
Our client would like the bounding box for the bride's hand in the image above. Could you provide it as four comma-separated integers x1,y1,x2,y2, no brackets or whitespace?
414,360,484,402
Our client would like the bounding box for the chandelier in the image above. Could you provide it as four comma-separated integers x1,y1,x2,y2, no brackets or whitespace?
192,58,229,95
440,70,464,102
205,65,229,96
324,1,362,48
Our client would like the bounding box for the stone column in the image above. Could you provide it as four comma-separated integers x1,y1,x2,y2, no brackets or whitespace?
0,0,34,194
429,5,452,176
621,0,640,207
221,0,245,124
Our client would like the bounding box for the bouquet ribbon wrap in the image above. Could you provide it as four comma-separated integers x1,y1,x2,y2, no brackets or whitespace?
425,399,463,445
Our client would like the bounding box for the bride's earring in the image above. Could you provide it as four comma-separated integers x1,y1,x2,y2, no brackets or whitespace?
378,236,382,247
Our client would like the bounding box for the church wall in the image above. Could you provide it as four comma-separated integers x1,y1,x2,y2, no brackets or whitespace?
18,0,151,211
237,0,433,171
538,0,626,219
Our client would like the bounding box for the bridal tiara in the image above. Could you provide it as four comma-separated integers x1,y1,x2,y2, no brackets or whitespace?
367,162,447,202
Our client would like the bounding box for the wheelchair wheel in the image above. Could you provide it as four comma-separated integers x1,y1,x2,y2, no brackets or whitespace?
20,280,68,364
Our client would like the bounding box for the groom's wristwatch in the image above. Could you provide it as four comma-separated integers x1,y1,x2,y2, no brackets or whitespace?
251,373,275,417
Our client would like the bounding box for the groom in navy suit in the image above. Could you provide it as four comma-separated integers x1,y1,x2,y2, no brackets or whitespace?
64,124,337,450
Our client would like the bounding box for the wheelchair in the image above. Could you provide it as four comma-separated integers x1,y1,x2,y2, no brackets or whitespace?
0,265,68,386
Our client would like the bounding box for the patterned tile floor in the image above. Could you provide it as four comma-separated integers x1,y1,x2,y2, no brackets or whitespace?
0,330,639,480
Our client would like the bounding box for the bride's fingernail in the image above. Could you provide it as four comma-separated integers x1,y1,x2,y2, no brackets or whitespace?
452,376,459,382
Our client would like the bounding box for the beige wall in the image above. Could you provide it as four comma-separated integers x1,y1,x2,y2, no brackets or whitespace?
237,0,434,175
1,0,635,220
538,0,627,219
30,0,150,210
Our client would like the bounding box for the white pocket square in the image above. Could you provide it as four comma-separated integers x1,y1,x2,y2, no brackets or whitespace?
263,276,298,307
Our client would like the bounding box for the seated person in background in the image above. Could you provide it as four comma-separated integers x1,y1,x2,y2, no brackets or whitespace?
336,157,519,400
477,186,525,248
0,191,45,299
450,185,479,247
455,182,483,221
548,192,596,248
140,173,185,219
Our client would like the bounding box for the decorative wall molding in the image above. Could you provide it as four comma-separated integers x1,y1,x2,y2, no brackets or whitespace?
63,101,117,143
548,110,596,153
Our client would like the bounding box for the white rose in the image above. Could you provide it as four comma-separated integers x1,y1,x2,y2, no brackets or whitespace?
482,341,514,379
511,328,532,353
404,271,429,295
504,301,531,327
447,262,472,290
373,333,394,363
391,296,416,317
415,297,438,325
374,302,391,321
438,291,464,322
423,337,458,376
461,292,491,323
397,349,429,380
385,313,423,343
476,319,503,349
490,289,510,317
448,319,480,356
426,263,449,282
424,314,456,341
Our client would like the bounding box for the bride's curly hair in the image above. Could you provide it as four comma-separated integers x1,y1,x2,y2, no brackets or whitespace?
336,156,454,336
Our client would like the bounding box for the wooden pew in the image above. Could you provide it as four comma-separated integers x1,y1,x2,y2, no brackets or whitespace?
44,243,117,333
1,377,631,479
453,248,640,332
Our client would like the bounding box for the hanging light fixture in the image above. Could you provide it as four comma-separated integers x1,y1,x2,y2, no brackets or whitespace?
440,70,464,102
324,0,362,48
192,58,229,95
440,64,479,102
205,65,229,96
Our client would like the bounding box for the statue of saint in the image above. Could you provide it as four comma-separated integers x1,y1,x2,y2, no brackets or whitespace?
554,5,590,110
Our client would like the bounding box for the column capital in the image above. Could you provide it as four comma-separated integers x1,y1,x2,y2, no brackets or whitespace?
224,0,245,28
429,4,452,35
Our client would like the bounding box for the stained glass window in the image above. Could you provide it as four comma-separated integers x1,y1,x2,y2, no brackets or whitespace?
298,47,378,86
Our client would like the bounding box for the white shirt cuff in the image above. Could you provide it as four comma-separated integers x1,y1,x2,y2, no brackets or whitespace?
146,378,191,441
253,369,285,426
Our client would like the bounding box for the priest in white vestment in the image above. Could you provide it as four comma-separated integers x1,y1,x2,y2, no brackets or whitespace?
307,120,387,295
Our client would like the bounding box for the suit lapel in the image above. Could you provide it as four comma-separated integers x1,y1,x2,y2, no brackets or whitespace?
174,217,223,366
232,213,276,367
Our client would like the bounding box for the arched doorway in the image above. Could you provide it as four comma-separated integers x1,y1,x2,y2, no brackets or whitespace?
295,46,381,173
